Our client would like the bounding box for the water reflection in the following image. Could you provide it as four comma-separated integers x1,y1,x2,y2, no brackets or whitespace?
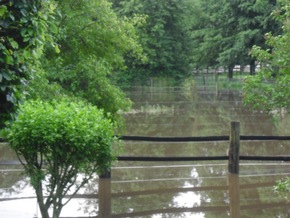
114,84,290,217
99,178,111,218
1,84,290,217
228,174,240,218
110,161,290,217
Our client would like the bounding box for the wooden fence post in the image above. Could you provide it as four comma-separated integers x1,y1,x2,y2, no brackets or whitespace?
228,121,240,174
99,170,111,179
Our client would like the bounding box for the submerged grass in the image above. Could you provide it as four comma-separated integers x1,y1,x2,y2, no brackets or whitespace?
193,73,246,90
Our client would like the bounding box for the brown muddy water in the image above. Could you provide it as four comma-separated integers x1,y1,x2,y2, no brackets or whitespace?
1,84,290,217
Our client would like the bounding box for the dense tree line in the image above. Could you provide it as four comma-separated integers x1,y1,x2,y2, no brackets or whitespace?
111,0,280,81
111,0,196,82
191,0,280,77
0,0,143,127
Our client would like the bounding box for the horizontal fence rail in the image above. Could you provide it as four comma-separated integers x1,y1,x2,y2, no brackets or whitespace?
118,135,229,142
117,156,229,162
115,121,290,175
2,121,290,174
2,135,290,143
119,135,290,142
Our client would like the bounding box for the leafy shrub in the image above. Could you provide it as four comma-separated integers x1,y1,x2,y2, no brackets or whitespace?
5,99,118,218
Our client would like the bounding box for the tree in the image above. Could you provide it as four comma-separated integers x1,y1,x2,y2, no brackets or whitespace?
243,0,290,112
191,0,279,78
5,99,118,218
0,0,58,128
1,0,143,127
42,0,144,119
190,0,225,70
111,0,196,82
244,1,290,194
224,0,280,75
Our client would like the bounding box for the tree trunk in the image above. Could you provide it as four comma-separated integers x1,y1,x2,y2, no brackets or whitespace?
52,195,63,218
228,65,234,80
53,206,62,218
250,60,255,75
35,182,50,218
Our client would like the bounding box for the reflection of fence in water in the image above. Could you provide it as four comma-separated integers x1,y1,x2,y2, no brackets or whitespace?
2,121,290,217
95,165,290,217
97,121,290,217
0,171,289,218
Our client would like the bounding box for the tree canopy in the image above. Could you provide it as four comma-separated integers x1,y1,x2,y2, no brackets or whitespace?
111,0,196,82
6,99,117,218
243,0,290,112
244,0,290,194
43,0,144,117
191,0,279,77
0,0,144,127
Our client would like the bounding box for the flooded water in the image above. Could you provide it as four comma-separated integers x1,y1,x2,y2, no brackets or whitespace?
1,81,290,217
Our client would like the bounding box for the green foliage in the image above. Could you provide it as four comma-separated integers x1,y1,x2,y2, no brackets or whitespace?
191,0,279,76
43,0,144,118
243,0,290,112
5,99,118,217
1,0,140,128
112,0,196,81
0,0,58,128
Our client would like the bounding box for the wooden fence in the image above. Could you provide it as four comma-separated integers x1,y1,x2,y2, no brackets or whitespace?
114,121,290,175
1,121,290,217
96,121,290,217
2,121,290,174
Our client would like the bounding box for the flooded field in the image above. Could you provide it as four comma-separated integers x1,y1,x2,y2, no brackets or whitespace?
1,81,290,217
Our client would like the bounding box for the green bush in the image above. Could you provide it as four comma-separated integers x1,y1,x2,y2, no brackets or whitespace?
5,99,118,218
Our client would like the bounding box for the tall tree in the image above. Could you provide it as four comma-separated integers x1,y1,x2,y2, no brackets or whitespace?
191,0,279,78
1,0,143,127
42,0,143,119
111,0,196,82
190,0,225,70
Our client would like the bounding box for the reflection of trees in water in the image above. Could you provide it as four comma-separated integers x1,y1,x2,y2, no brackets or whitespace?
0,143,18,160
66,86,290,217
65,175,99,216
111,85,290,217
124,88,277,138
273,113,290,135
111,163,194,216
0,143,30,198
76,171,192,216
0,84,289,215
0,175,30,198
